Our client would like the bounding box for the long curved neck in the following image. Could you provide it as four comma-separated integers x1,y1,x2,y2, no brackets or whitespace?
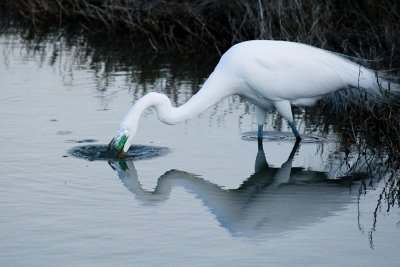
121,70,238,131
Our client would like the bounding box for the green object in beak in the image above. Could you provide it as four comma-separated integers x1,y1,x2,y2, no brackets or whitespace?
107,134,128,159
117,134,128,151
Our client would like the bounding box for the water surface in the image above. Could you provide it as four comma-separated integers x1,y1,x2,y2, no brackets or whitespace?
0,29,399,266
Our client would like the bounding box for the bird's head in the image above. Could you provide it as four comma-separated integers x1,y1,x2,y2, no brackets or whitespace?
107,126,135,159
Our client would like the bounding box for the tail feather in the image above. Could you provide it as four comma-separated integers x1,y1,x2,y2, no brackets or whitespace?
326,56,400,109
375,70,400,94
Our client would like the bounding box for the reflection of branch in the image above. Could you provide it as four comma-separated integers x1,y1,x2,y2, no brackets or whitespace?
368,182,384,249
358,170,400,249
357,181,365,234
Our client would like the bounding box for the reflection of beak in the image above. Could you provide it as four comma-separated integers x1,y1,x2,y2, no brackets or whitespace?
108,160,129,171
107,134,128,159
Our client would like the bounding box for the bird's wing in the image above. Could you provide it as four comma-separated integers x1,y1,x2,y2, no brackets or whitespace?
223,41,356,101
248,50,350,100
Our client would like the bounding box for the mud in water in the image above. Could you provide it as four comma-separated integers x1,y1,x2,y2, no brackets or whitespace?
68,144,170,161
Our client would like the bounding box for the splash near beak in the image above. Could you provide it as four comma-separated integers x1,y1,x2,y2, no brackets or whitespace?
107,134,128,159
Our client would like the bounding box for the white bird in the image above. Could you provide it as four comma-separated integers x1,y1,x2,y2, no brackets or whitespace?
108,40,399,158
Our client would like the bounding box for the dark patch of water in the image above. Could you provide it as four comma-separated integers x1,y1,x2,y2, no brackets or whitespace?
68,144,170,161
66,139,98,144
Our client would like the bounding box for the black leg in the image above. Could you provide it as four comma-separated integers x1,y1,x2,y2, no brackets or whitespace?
257,124,264,148
288,121,301,141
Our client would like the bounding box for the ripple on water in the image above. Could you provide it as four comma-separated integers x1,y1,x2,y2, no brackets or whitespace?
66,139,98,144
241,131,325,143
68,144,170,161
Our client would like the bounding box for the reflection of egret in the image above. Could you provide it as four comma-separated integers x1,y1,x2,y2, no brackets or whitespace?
110,141,361,237
108,40,399,156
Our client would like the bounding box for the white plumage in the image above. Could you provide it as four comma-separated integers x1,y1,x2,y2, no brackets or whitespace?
109,40,399,156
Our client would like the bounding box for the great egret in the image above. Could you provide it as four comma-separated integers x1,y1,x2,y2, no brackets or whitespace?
108,40,399,158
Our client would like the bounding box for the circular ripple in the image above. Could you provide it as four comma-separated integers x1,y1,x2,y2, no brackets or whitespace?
241,131,325,143
68,144,170,161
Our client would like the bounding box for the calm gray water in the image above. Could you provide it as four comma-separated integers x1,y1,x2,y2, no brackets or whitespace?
0,32,399,266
